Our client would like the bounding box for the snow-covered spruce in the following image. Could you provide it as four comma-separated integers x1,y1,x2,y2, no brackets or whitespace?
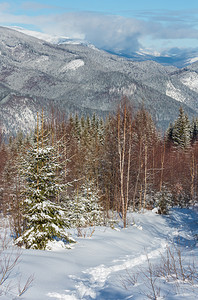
15,142,75,250
64,180,104,228
151,186,173,214
170,107,191,148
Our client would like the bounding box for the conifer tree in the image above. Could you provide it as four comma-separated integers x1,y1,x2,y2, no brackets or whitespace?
64,180,103,228
190,117,198,144
166,122,174,145
15,114,74,250
74,113,81,139
172,107,191,148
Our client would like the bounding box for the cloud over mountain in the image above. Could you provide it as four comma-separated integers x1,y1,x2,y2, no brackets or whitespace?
46,13,144,52
0,3,198,53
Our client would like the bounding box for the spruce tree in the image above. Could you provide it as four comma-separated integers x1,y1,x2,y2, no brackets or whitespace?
64,180,104,228
15,118,74,250
166,122,174,145
191,117,198,144
172,107,191,148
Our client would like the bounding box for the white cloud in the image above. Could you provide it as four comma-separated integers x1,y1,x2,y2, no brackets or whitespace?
39,11,198,53
0,8,198,53
44,12,145,52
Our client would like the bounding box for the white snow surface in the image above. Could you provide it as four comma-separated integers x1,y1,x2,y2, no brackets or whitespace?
166,81,186,102
61,59,85,72
186,56,198,64
7,26,70,44
180,71,198,93
109,84,136,97
1,208,198,299
7,26,97,49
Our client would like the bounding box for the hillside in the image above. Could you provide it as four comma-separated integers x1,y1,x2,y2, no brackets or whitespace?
0,26,198,135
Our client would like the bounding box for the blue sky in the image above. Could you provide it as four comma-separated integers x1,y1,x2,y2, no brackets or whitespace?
0,0,198,54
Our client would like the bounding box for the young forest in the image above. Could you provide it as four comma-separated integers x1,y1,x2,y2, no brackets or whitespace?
0,101,198,250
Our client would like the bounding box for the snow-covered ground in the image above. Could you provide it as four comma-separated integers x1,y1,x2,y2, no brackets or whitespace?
61,59,85,72
1,208,198,299
180,72,198,93
166,81,186,103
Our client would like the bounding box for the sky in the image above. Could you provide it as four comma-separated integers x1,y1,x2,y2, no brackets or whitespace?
0,0,198,54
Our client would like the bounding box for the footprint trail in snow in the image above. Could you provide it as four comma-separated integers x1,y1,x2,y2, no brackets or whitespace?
47,241,167,300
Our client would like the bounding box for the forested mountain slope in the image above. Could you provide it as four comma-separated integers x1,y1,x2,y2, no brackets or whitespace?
0,26,198,135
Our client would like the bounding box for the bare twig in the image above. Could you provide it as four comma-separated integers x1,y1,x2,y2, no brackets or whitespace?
18,274,34,296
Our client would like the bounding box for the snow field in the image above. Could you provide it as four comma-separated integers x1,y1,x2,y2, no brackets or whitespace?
0,208,198,299
61,59,85,72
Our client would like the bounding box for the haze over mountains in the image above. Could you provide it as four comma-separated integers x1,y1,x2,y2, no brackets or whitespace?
1,26,198,136
10,26,198,68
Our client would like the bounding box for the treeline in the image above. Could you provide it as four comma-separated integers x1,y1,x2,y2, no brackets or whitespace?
0,101,198,236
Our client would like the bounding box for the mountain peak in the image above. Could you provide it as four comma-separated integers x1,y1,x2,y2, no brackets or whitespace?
0,26,198,136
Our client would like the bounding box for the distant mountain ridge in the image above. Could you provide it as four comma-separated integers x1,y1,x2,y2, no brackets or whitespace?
0,26,198,136
106,48,198,69
10,26,198,68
